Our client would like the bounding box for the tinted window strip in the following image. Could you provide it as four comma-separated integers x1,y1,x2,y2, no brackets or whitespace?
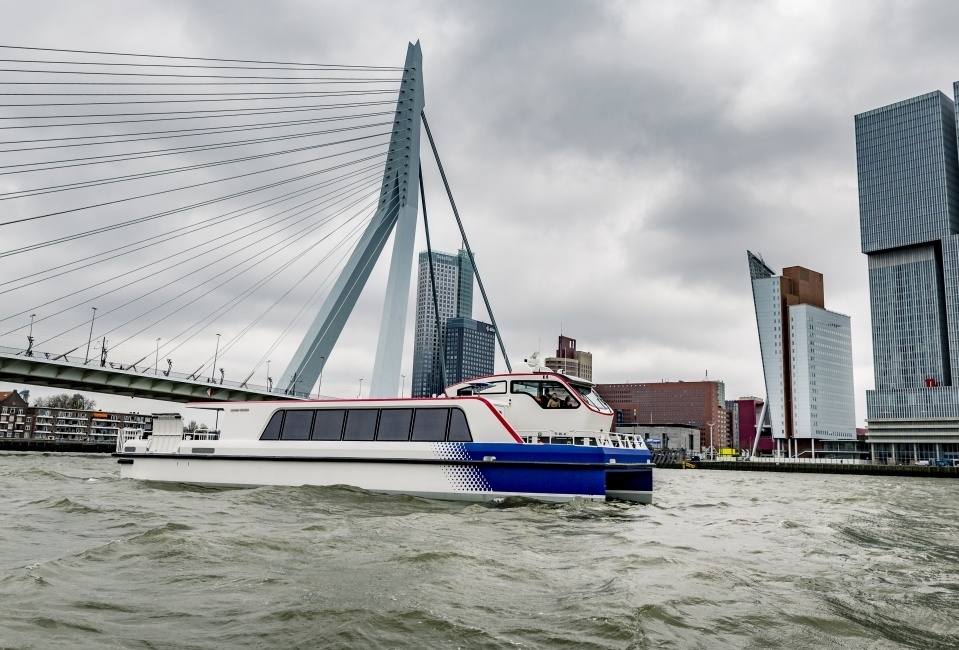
261,407,474,443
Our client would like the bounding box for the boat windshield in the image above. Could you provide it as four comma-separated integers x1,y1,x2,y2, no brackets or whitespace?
572,384,611,412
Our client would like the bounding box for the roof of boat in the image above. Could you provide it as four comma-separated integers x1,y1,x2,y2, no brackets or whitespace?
448,370,595,387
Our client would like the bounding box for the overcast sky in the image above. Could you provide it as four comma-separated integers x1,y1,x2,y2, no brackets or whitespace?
2,0,958,425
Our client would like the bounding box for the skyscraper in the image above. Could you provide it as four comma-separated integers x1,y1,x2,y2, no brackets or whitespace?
445,317,495,385
855,89,959,464
411,249,487,397
747,252,856,457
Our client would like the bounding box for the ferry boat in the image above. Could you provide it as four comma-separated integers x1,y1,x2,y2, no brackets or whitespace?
114,371,653,503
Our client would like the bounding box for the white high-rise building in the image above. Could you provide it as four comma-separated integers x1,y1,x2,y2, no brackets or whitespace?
789,304,856,441
748,252,856,457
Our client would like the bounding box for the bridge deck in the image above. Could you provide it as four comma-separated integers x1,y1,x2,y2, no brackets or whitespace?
0,349,303,404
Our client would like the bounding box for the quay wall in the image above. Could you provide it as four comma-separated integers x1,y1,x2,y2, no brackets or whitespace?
0,438,114,454
691,460,959,478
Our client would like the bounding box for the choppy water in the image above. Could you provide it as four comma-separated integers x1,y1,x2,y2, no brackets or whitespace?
1,453,958,649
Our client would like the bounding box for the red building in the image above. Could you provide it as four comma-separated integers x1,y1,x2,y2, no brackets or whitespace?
730,397,775,454
595,381,729,450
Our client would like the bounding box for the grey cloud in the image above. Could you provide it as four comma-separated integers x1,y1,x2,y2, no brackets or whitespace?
6,0,959,424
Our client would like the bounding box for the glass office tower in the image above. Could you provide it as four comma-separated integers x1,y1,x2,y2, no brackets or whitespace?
410,249,474,397
855,89,959,463
444,317,495,386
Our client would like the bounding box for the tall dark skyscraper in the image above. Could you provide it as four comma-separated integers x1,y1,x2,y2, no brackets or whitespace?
411,249,491,397
444,317,495,386
855,89,959,464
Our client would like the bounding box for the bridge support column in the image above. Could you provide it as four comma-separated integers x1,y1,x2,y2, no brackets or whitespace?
279,42,425,397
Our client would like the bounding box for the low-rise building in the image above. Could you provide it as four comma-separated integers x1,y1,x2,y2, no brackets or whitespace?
615,423,702,455
26,407,152,444
0,390,29,438
596,380,729,451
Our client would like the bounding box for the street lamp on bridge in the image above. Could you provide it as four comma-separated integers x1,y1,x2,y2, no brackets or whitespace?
26,314,35,357
212,333,221,382
84,307,97,365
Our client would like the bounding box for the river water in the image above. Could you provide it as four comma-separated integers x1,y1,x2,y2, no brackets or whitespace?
0,452,957,649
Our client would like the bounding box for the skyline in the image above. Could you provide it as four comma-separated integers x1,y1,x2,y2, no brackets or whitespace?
4,1,959,423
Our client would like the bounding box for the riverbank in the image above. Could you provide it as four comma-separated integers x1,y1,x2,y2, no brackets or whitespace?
682,459,959,477
0,438,114,454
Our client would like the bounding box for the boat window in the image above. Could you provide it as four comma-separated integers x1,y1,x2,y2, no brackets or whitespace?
573,385,611,411
447,408,472,442
377,408,413,441
282,409,314,440
343,409,378,441
411,408,449,441
260,411,283,440
312,409,345,440
456,380,506,396
511,380,577,409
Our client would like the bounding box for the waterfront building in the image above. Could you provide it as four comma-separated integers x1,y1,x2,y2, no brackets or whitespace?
615,423,702,454
0,390,29,438
411,249,474,397
747,253,856,457
854,89,959,464
595,380,728,451
726,397,775,454
25,407,152,443
444,317,495,385
544,335,593,380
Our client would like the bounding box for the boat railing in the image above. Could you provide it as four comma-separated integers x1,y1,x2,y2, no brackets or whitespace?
116,427,144,452
516,430,648,449
182,429,220,441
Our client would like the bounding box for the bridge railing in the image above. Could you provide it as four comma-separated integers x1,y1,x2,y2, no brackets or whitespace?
0,345,313,398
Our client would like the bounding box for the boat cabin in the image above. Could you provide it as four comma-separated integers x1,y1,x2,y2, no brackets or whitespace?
446,371,616,442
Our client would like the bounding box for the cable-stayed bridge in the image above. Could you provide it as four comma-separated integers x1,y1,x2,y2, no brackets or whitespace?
0,42,508,404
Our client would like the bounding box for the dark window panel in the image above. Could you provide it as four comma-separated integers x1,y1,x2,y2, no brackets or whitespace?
411,408,448,441
312,409,345,440
447,408,472,442
282,409,314,440
343,409,378,441
260,411,283,440
377,408,413,441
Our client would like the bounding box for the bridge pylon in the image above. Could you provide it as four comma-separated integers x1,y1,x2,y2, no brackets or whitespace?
278,41,424,398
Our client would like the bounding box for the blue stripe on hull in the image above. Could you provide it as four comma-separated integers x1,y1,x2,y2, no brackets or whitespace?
450,442,653,499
